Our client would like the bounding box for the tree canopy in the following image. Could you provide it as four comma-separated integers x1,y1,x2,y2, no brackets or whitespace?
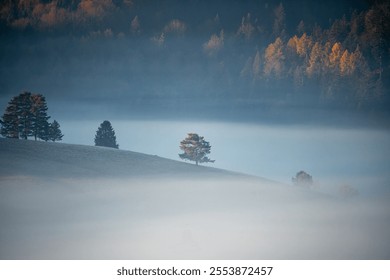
48,120,63,142
1,92,62,141
94,120,119,149
179,133,215,165
292,170,313,187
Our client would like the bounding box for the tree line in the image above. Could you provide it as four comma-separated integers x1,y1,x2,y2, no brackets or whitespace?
0,93,121,149
1,96,214,167
1,92,63,141
239,2,388,105
4,96,351,195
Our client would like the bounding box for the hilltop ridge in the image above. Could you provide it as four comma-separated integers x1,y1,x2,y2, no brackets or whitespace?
0,138,247,179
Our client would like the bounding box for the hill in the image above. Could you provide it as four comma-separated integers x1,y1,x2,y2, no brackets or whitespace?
0,138,243,179
0,138,389,260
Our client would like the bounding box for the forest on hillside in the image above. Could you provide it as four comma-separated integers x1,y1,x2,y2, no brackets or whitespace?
0,0,389,121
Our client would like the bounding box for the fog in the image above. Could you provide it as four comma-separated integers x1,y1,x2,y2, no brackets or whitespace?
1,0,390,260
60,120,390,195
1,133,389,259
1,176,389,259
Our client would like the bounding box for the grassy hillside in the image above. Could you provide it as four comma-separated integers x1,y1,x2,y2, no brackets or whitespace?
0,138,243,179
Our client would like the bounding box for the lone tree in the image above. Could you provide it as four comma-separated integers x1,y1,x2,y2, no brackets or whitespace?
292,170,313,187
94,120,119,149
179,133,215,165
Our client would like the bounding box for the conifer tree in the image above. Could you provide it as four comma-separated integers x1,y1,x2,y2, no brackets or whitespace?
31,94,50,141
1,95,19,138
17,92,34,140
179,133,215,165
264,37,285,78
1,92,54,141
94,120,119,149
48,120,63,142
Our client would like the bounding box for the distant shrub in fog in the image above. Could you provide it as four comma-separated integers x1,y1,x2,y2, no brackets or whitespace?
292,170,313,187
338,184,359,199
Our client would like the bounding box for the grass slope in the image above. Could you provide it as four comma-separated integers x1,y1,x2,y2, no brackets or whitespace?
0,138,243,179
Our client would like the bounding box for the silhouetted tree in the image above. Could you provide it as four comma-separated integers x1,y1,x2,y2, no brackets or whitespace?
292,170,313,187
1,92,52,140
31,94,50,141
179,133,215,165
94,120,119,149
1,95,19,138
17,92,34,139
48,120,63,142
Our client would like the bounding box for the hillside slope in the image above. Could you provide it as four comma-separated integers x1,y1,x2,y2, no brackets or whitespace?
0,138,241,179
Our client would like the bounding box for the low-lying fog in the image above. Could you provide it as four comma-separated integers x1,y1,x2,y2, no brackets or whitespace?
61,120,390,196
1,177,389,259
1,120,389,259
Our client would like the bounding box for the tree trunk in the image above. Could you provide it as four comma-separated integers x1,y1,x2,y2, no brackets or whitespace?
196,160,198,166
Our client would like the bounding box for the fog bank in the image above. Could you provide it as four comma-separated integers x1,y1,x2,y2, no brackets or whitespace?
1,177,389,259
60,120,390,196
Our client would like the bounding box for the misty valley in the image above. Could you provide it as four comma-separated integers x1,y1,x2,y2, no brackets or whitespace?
1,0,390,260
0,122,389,259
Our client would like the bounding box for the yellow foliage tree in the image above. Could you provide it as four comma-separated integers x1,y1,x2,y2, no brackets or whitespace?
306,42,323,77
287,33,312,58
339,49,353,75
264,37,285,78
329,42,343,70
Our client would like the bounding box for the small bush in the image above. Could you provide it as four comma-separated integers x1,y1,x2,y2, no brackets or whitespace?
292,170,313,187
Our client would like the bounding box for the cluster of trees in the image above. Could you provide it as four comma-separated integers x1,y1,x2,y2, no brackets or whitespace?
93,123,216,167
1,95,359,198
93,125,215,166
1,94,120,149
0,92,63,141
92,125,360,198
292,170,359,198
1,93,121,149
92,124,362,199
240,2,388,104
0,1,387,117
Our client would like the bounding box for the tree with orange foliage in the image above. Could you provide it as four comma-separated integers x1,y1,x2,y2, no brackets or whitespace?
264,37,285,78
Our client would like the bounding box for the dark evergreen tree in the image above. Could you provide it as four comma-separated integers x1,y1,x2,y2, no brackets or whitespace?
1,92,55,141
94,120,119,149
17,92,34,140
1,95,19,138
48,120,63,142
179,133,215,165
31,94,50,141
